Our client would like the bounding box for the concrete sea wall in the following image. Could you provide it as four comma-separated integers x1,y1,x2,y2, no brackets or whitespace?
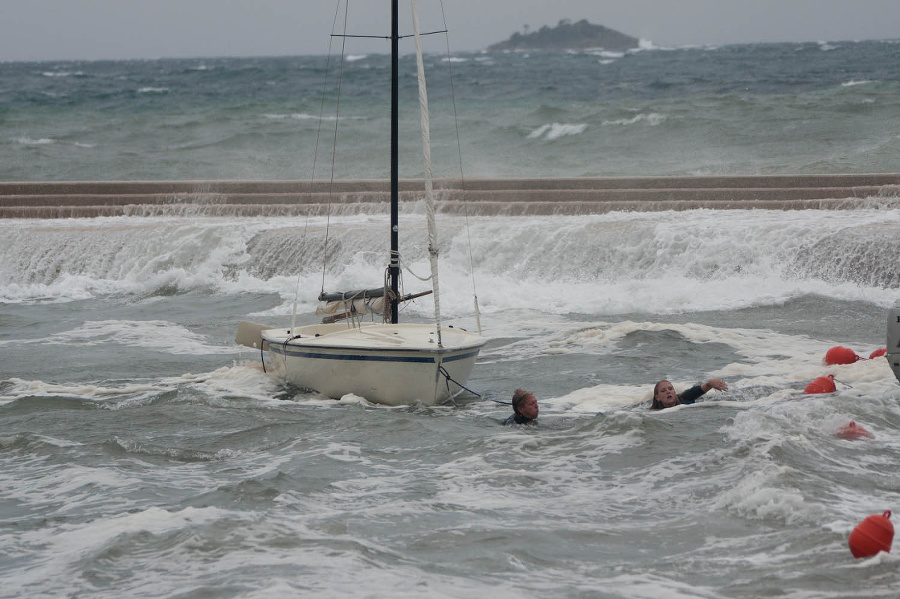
2,174,899,218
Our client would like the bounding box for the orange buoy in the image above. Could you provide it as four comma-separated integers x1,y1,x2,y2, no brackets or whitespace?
870,348,887,359
849,511,894,558
804,374,836,394
835,421,874,440
824,346,860,365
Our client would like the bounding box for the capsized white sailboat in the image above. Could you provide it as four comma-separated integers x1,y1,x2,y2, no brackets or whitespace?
237,0,487,406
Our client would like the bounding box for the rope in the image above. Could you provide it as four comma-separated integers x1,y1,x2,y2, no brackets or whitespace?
437,365,482,399
398,255,433,282
833,377,854,389
438,363,511,405
383,267,396,323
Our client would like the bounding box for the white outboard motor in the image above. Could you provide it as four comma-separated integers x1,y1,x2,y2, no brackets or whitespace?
889,301,900,384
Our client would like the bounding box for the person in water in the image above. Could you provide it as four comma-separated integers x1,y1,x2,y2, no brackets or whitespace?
650,378,728,410
503,388,539,425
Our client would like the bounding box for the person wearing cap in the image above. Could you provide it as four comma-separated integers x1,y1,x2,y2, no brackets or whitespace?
503,388,539,425
650,378,727,410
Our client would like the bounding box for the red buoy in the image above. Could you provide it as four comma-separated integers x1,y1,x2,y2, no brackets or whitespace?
870,348,887,359
804,374,836,394
849,511,894,558
824,346,860,365
835,421,874,440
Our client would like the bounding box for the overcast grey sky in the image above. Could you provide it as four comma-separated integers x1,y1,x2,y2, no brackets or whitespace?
2,0,899,61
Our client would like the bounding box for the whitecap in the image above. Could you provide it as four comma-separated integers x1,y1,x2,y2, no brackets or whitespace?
602,113,666,126
291,112,339,121
527,122,587,140
713,465,811,524
841,80,872,87
41,71,82,78
16,137,55,146
628,38,672,53
263,113,352,121
137,87,170,94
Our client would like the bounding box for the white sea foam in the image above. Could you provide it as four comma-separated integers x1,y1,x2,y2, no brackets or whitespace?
0,362,292,408
603,112,666,126
0,377,165,403
177,364,288,405
10,506,233,590
715,465,810,523
137,87,170,94
1,207,898,316
586,50,625,59
527,122,587,140
15,137,96,149
16,137,55,145
841,79,872,87
2,463,141,513
549,383,649,412
42,319,239,355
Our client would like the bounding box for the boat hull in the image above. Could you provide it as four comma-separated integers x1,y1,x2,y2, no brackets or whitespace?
889,302,900,384
261,322,486,406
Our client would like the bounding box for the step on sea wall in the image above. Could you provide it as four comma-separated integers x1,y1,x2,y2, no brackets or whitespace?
1,175,899,218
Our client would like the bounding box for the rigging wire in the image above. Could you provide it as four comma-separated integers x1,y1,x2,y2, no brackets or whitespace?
310,2,343,184
313,1,483,339
320,0,351,295
290,5,344,329
438,0,482,335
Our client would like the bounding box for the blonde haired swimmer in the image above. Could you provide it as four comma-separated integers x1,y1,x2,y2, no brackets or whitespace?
650,378,727,410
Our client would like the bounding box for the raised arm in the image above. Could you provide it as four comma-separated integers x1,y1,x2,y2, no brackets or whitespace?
700,378,728,393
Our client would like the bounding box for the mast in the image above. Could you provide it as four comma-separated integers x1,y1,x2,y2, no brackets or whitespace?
389,0,400,324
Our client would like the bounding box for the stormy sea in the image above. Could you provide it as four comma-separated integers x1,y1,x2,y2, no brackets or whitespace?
2,20,900,598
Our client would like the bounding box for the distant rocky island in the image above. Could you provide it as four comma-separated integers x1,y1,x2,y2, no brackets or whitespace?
488,19,639,51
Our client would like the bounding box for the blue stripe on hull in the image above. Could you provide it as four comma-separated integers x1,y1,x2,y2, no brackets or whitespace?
269,347,481,364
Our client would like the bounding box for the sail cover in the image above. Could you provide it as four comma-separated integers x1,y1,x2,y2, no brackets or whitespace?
411,0,443,347
316,288,391,320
